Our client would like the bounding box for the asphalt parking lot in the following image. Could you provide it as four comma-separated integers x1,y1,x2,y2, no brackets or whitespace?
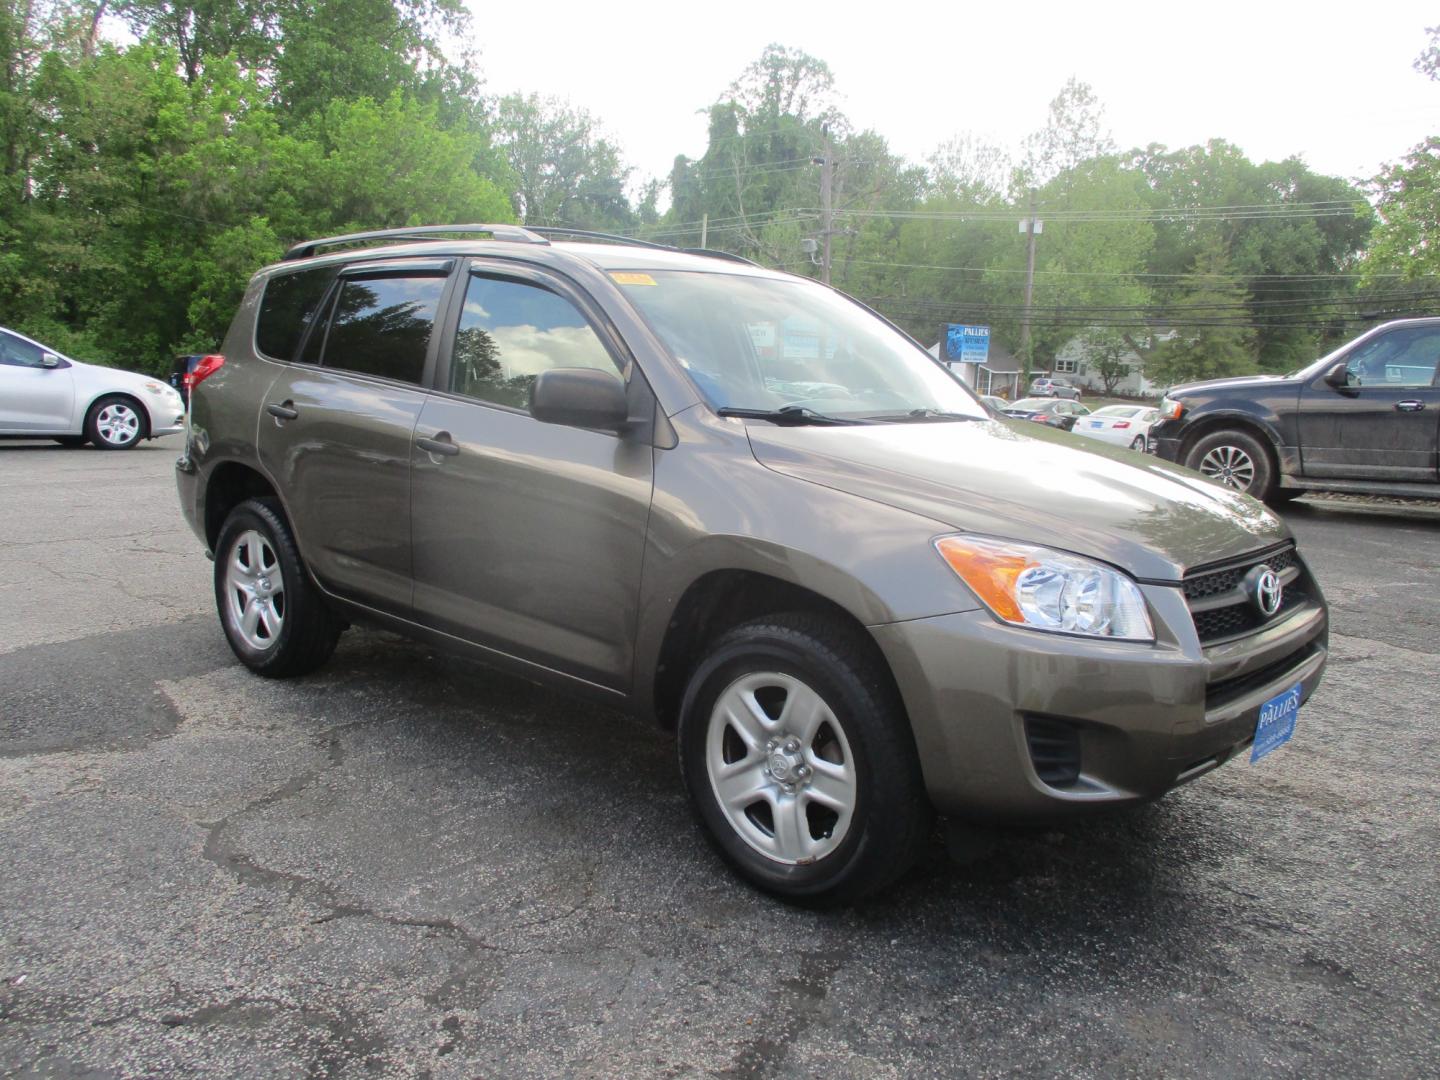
2,439,1437,1078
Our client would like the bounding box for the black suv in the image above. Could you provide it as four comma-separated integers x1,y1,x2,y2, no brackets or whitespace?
1150,318,1440,503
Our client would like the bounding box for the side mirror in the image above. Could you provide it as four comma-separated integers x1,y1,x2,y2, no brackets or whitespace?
40,352,61,368
1323,361,1351,389
529,367,630,430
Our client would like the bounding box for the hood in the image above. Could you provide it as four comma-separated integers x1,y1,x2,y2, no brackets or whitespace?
75,359,178,395
1167,373,1295,397
745,419,1287,581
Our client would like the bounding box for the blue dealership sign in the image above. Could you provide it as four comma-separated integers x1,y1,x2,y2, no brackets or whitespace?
945,324,990,363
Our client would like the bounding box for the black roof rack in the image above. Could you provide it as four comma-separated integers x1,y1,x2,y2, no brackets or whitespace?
529,228,762,267
523,226,673,251
282,223,548,262
680,247,761,267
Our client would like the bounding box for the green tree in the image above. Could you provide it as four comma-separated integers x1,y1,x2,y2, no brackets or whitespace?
494,93,633,229
1364,27,1440,287
1142,237,1256,386
1132,139,1371,369
1365,138,1440,283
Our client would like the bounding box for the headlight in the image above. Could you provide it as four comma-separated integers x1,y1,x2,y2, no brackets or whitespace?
935,535,1154,641
1158,397,1184,421
143,382,166,395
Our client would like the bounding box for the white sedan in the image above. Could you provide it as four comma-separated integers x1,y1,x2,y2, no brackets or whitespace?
1070,404,1160,451
0,326,184,450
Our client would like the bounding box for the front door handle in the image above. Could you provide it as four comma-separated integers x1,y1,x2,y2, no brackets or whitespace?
416,433,460,457
1395,400,1425,412
266,401,299,421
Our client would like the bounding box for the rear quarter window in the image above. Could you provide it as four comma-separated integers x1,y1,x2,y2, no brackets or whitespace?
256,266,336,361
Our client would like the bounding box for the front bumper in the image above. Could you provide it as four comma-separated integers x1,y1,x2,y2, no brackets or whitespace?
871,586,1328,820
143,396,185,439
1149,420,1184,463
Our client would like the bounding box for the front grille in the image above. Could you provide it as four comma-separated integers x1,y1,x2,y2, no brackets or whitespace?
1025,717,1082,788
1183,545,1309,644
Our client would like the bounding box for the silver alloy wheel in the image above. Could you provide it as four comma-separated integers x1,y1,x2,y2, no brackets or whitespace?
1198,443,1256,490
224,529,286,651
95,402,141,446
705,671,857,865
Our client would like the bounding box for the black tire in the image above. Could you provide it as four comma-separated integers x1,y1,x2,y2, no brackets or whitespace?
213,497,342,677
1183,428,1277,501
1129,435,1146,451
677,613,931,904
52,435,86,448
84,394,147,450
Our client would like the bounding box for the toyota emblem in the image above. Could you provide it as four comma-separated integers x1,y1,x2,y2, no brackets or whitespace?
1252,567,1283,617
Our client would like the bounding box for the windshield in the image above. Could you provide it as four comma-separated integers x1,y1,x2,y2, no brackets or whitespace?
614,270,987,420
1008,398,1050,410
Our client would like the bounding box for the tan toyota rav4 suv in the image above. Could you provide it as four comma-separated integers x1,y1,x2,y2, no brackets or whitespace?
177,225,1328,902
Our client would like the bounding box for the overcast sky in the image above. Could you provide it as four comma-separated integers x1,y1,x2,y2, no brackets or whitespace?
464,0,1437,193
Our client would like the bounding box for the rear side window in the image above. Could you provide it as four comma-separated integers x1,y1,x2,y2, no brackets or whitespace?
256,267,335,360
319,274,448,385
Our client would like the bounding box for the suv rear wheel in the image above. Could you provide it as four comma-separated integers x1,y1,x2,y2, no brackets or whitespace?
677,614,930,904
214,498,343,677
1184,429,1277,502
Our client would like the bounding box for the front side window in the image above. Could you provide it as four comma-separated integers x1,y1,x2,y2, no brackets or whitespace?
616,270,986,420
449,275,618,408
1343,327,1440,388
0,331,45,367
320,274,447,385
256,266,336,361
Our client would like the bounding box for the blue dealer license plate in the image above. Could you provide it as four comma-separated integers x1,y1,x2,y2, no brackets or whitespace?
1251,682,1302,763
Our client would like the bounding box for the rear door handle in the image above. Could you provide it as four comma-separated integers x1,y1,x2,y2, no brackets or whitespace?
266,401,299,421
416,433,460,457
1395,400,1425,412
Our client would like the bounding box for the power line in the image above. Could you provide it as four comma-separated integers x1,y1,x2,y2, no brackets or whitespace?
832,258,1409,281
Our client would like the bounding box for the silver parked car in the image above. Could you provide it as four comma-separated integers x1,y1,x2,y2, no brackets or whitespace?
1028,376,1081,399
177,225,1329,902
0,326,185,449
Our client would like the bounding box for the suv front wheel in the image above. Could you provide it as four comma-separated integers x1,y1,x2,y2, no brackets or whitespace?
1184,429,1279,502
678,614,930,904
214,498,343,677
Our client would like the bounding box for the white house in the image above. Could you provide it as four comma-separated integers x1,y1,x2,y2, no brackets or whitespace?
927,339,1023,398
1049,331,1174,398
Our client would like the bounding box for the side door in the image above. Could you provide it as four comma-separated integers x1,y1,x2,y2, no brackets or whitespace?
1296,324,1440,482
409,263,655,692
0,331,75,432
256,258,457,613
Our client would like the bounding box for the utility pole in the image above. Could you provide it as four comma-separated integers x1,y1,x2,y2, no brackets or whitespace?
1018,190,1041,392
700,213,708,249
818,125,834,285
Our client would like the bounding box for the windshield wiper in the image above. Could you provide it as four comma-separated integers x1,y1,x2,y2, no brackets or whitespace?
716,405,870,426
860,408,987,423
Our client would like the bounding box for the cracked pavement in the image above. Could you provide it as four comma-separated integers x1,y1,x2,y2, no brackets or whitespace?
1,438,1438,1077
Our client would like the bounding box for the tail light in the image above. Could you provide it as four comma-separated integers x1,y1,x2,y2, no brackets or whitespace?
1113,421,1130,429
184,354,225,391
